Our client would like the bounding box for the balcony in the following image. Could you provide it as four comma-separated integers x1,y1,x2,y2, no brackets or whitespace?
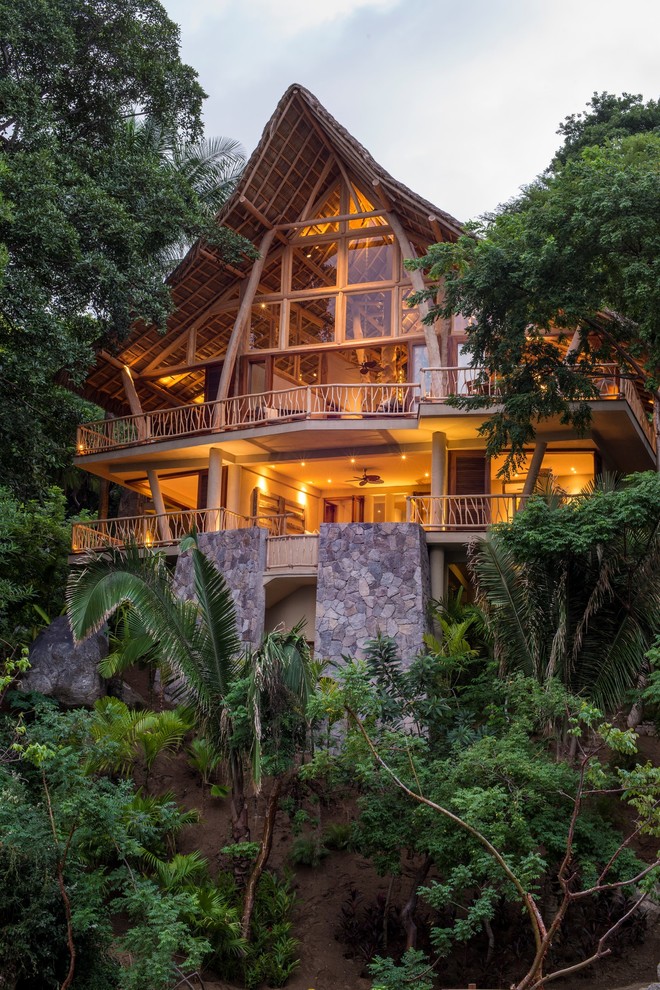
407,494,520,530
71,507,295,554
76,383,421,455
75,365,654,458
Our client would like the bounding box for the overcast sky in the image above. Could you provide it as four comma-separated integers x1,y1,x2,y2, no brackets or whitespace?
161,0,659,222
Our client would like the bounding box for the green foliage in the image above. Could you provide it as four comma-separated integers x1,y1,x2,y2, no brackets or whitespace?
186,734,222,785
0,0,247,499
408,94,660,470
313,651,658,981
369,948,434,990
553,91,660,167
87,697,194,779
289,834,329,868
471,474,660,710
0,485,71,639
322,821,354,851
0,699,213,989
113,878,211,990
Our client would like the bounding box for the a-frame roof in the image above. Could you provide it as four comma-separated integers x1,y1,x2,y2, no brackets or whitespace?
82,84,464,413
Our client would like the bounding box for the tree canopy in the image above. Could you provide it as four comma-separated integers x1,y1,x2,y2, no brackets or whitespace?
410,92,660,472
0,0,244,497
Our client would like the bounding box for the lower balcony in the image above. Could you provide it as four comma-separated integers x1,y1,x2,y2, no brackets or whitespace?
71,494,523,559
406,494,520,529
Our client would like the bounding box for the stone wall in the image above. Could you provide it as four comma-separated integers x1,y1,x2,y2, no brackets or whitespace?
173,529,267,647
315,523,431,664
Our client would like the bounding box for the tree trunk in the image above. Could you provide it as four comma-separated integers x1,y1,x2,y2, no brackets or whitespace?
241,777,283,938
520,440,547,506
401,855,432,950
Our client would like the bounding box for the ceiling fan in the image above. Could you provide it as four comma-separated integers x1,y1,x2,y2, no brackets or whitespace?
348,468,385,486
359,359,384,376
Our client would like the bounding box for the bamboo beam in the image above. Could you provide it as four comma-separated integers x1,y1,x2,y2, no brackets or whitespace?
385,211,443,372
276,209,386,230
372,179,393,212
140,326,192,375
99,349,126,371
146,469,173,542
120,366,144,418
239,197,288,248
298,156,335,221
214,227,278,403
140,380,190,407
186,325,197,366
428,216,445,243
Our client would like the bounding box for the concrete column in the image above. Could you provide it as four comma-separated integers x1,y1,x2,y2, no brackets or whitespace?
206,447,223,532
225,464,242,528
431,431,447,527
429,546,446,604
146,469,172,543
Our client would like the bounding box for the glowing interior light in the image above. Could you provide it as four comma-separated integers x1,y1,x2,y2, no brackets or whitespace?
301,461,306,467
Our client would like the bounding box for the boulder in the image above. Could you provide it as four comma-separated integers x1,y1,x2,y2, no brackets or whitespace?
22,616,107,707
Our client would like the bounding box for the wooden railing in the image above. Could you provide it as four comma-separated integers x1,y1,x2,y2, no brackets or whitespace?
266,534,319,570
71,508,294,553
419,367,500,400
76,367,655,456
407,495,521,530
76,383,421,454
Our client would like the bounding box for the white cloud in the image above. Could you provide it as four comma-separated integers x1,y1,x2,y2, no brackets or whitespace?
162,0,660,220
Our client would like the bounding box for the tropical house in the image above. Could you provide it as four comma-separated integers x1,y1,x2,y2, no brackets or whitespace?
71,85,657,661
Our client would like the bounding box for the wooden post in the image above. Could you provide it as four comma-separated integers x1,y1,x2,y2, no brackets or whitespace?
146,469,172,543
206,447,223,533
431,431,447,527
120,366,149,439
385,210,443,392
214,228,277,404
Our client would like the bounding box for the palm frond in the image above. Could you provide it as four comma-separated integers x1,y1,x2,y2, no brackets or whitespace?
469,536,541,678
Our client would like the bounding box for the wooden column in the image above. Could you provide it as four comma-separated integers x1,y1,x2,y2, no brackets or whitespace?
385,210,443,390
120,365,149,438
431,432,447,527
146,469,172,543
429,546,446,604
214,228,277,405
206,447,223,532
226,464,242,528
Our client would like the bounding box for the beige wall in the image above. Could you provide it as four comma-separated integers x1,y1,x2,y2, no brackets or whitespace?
265,584,316,635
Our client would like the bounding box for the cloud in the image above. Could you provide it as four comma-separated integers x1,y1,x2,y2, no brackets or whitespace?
162,0,660,219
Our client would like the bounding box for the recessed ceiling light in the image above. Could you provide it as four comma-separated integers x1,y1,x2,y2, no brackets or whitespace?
350,457,356,464
327,478,332,484
301,460,306,467
401,454,407,460
424,472,429,478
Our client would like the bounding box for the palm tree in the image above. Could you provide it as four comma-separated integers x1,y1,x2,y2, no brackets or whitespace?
470,475,660,714
126,118,246,268
67,538,313,850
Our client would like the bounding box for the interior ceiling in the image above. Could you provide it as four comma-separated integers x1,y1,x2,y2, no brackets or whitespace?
80,84,463,415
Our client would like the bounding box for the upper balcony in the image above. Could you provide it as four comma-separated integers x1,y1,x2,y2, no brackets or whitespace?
75,365,655,458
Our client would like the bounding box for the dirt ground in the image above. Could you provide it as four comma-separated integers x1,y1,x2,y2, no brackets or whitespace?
147,747,660,990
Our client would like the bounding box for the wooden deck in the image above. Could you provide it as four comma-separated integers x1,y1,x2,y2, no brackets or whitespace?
75,366,653,456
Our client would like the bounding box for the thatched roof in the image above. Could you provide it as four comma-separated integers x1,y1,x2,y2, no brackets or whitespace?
82,84,464,414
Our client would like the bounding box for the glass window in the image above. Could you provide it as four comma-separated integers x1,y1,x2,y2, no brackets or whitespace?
347,235,394,284
248,302,280,350
345,291,392,340
298,184,340,237
259,253,281,294
348,186,387,229
291,241,339,292
288,296,336,347
400,288,424,336
273,353,320,387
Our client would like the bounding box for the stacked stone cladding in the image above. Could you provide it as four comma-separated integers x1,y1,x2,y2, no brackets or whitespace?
315,522,431,664
172,528,267,647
